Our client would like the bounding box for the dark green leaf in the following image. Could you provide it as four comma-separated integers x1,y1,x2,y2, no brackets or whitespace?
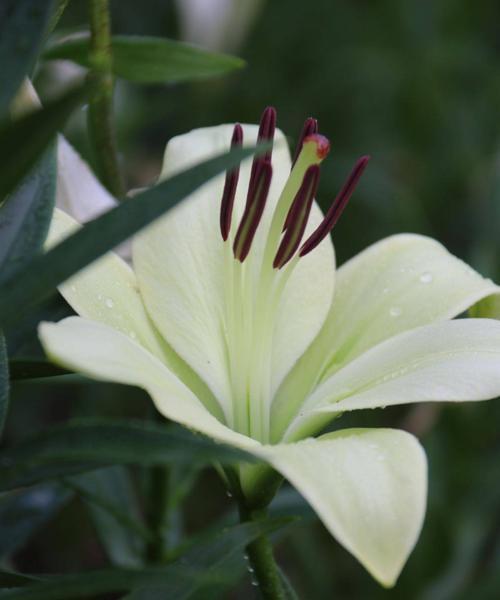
0,0,53,116
0,419,255,491
0,142,264,326
44,35,245,84
0,571,40,588
0,147,56,281
0,519,288,599
8,360,69,381
68,467,147,566
0,483,72,559
0,86,84,203
0,334,8,438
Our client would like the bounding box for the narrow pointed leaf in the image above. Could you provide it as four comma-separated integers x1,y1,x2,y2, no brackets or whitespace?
0,143,265,327
0,86,84,202
0,419,255,491
0,147,56,281
0,0,53,115
44,35,245,84
0,520,288,599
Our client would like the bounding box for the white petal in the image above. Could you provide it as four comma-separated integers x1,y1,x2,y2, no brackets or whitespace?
298,319,500,418
46,209,223,418
261,429,427,587
56,136,118,222
271,234,499,440
39,317,257,449
133,124,334,418
46,209,166,358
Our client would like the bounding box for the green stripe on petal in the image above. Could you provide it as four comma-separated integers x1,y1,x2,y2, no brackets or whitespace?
271,234,499,441
260,429,427,587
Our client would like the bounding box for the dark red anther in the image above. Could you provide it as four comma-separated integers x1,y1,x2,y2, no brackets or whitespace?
247,107,276,200
233,162,273,262
220,124,243,240
299,155,370,257
292,117,318,167
273,166,320,269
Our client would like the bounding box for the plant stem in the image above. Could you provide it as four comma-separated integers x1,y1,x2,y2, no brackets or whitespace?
87,0,125,198
238,503,285,599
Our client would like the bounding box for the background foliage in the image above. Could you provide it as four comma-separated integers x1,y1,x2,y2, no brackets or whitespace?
2,0,500,598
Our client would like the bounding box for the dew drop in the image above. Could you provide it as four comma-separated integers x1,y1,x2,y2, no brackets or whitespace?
97,294,103,301
247,566,255,573
382,287,390,294
226,490,233,498
70,285,76,292
377,454,385,462
419,272,433,284
251,579,259,587
129,330,137,340
105,298,114,309
389,306,402,317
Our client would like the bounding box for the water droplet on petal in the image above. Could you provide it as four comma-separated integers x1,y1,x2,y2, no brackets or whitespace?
105,298,114,308
389,306,402,317
377,454,385,462
382,287,390,294
129,330,137,340
419,272,433,284
70,285,76,292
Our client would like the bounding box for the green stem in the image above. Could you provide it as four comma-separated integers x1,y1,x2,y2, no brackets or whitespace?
238,503,285,599
87,0,125,198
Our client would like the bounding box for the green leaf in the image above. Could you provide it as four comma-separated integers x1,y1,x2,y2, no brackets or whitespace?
0,0,53,116
0,334,8,438
0,571,40,588
0,147,56,281
68,467,147,567
44,35,245,84
0,419,256,491
0,142,264,327
0,520,288,599
0,482,72,559
0,86,84,203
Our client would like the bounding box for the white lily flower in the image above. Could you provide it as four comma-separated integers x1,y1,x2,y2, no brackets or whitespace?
39,108,500,587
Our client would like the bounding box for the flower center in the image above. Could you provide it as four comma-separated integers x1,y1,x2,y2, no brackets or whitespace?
218,107,369,442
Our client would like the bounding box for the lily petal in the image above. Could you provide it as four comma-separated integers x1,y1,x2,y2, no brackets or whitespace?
292,319,500,428
46,209,224,419
39,317,256,448
56,136,118,223
272,234,499,441
262,428,427,587
39,318,427,587
133,125,334,416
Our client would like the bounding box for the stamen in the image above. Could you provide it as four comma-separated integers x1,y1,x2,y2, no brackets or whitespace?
292,117,318,167
248,107,276,199
220,124,243,241
233,162,273,262
299,155,370,257
273,165,320,269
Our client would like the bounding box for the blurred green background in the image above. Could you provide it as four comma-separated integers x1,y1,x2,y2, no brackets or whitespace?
6,0,500,598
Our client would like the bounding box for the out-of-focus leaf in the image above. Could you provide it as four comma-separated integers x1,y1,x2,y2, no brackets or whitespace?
0,571,40,588
0,419,255,491
0,519,289,599
278,566,300,600
0,334,7,437
0,147,56,281
8,360,69,380
0,0,53,116
0,87,84,203
44,35,245,84
68,467,147,567
0,482,72,559
0,143,264,327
